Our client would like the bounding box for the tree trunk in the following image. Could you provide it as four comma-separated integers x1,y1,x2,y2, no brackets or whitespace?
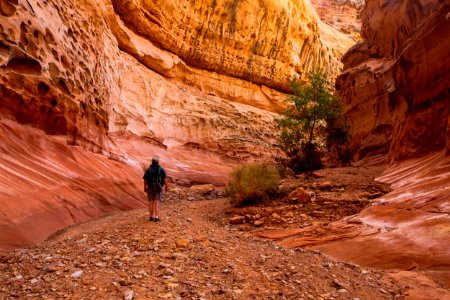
309,118,316,144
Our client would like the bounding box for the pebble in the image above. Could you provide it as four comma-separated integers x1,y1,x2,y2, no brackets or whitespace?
30,278,39,284
124,290,134,300
71,270,83,278
175,239,190,248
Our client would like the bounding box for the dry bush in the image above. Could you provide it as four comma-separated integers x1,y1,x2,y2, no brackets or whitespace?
225,162,280,207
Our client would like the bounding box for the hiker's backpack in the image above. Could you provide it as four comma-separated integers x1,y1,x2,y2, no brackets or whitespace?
146,165,163,192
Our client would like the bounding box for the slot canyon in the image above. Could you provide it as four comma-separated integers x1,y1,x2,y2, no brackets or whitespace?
0,0,448,298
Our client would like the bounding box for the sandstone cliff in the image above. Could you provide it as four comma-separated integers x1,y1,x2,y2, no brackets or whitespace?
336,0,449,162
310,0,364,40
0,0,353,162
0,0,353,251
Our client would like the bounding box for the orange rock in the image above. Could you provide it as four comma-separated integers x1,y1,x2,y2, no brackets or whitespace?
288,187,311,204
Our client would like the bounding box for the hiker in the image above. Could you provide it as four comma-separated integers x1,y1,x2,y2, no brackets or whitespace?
143,156,168,222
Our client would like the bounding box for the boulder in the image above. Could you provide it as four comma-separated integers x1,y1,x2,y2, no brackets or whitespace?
189,184,215,195
288,187,312,204
229,216,245,225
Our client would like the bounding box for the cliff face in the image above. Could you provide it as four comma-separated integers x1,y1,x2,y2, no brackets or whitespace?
336,0,449,162
0,0,353,251
0,0,353,162
310,0,364,40
111,0,350,93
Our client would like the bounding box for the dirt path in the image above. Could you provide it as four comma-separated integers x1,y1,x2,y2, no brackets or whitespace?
0,192,405,299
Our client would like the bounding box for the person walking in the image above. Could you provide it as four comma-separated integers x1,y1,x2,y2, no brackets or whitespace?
143,156,168,222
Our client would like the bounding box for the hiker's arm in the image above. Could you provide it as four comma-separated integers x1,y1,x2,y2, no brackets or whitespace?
144,180,148,192
164,177,168,192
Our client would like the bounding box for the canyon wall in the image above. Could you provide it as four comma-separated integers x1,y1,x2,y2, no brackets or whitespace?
0,0,353,251
336,0,449,162
0,0,353,162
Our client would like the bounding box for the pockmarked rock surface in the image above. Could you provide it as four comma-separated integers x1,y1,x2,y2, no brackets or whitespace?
336,0,449,162
0,0,355,252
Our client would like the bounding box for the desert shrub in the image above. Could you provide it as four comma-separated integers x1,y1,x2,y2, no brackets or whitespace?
225,162,280,207
275,69,350,171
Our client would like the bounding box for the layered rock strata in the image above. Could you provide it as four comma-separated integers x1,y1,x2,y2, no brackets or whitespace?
336,0,449,162
310,0,364,40
0,0,353,252
111,0,351,92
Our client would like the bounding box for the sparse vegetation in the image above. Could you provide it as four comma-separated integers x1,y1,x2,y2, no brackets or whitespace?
275,68,350,172
225,162,280,207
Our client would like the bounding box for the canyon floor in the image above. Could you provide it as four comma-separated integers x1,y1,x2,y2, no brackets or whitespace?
0,166,448,299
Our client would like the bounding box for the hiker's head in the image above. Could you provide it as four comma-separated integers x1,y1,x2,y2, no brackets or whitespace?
151,156,159,165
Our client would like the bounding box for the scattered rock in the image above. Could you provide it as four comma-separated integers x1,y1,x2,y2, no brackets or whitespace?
288,187,311,204
229,216,245,225
254,220,264,227
189,184,215,195
124,290,134,300
175,239,190,248
318,181,333,189
71,270,83,278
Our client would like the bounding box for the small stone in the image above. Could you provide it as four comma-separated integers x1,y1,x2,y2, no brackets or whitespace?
189,184,215,195
379,288,387,294
229,216,245,225
14,275,23,280
30,278,39,284
338,289,347,293
71,270,83,278
288,187,311,204
254,220,264,227
124,290,134,300
361,269,369,275
119,279,132,286
319,181,333,189
95,262,107,268
175,239,190,248
89,287,97,291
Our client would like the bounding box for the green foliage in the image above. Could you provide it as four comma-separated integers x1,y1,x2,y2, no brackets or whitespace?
225,162,280,207
275,69,350,172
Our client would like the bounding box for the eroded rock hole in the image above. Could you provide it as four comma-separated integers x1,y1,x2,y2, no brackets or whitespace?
0,41,10,55
37,82,49,96
50,99,57,107
57,78,70,94
0,0,17,17
7,57,42,75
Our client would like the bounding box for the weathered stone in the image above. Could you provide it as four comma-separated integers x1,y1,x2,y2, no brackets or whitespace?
175,239,190,248
288,187,312,204
229,216,245,225
189,184,215,195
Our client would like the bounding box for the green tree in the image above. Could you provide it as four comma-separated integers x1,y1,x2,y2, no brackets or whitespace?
275,68,348,172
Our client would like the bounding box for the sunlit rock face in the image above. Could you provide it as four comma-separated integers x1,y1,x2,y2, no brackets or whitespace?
0,0,353,163
310,0,364,40
0,0,354,252
0,0,117,152
336,0,449,162
110,0,352,93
